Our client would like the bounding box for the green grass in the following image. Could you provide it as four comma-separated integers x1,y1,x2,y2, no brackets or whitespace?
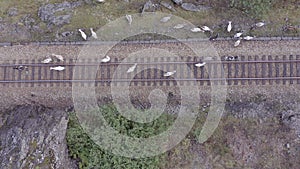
0,0,299,42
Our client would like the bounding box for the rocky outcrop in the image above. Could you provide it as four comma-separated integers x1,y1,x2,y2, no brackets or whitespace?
172,0,183,5
38,1,82,27
160,1,175,11
181,3,211,12
20,15,36,29
141,0,159,13
0,105,76,169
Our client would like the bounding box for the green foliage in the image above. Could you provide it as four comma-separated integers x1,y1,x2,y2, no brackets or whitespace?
66,104,176,169
230,0,275,18
100,104,175,138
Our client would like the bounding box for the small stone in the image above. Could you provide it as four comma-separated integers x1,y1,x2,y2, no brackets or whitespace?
30,92,36,97
7,7,18,16
32,25,40,31
160,1,175,11
51,14,71,26
141,0,159,13
181,3,211,12
172,0,183,5
61,31,73,37
20,15,36,28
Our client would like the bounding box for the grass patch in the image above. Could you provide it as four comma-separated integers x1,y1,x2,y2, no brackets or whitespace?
0,0,299,42
229,0,275,19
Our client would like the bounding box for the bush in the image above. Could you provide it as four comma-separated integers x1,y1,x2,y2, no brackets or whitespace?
66,104,176,169
229,0,275,18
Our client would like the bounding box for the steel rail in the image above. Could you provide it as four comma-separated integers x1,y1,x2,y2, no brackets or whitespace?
0,77,300,83
1,56,299,86
1,59,300,67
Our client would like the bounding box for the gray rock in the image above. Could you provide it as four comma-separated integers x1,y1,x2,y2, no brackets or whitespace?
61,31,73,37
0,105,76,169
172,0,183,5
181,3,211,12
38,1,82,27
281,110,300,136
7,7,18,16
141,0,159,13
160,1,175,11
20,15,36,28
51,14,72,26
31,25,41,32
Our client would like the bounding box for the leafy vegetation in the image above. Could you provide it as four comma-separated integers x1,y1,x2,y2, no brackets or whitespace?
66,100,296,168
101,104,176,138
66,104,176,169
229,0,276,18
66,103,238,168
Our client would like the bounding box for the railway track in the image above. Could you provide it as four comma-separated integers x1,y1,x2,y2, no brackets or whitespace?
1,55,300,87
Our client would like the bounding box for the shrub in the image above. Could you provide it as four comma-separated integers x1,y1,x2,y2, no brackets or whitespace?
229,0,275,18
66,104,175,169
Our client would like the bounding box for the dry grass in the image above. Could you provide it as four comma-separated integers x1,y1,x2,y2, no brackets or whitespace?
161,113,297,169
